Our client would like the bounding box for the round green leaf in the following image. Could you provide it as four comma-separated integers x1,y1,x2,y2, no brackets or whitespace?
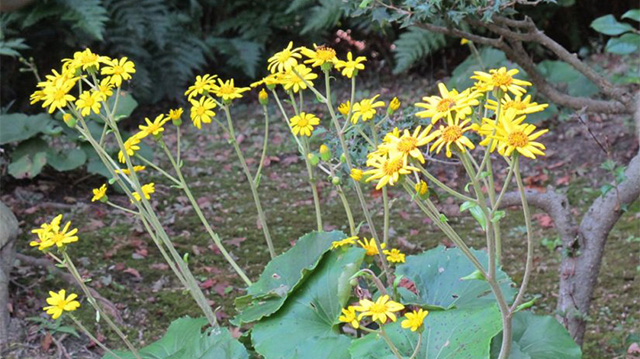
47,148,87,171
8,152,47,179
251,247,366,359
396,246,515,310
590,15,635,36
622,9,640,23
605,33,640,55
0,113,54,144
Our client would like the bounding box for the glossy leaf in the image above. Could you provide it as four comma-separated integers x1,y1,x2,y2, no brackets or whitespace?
590,14,635,36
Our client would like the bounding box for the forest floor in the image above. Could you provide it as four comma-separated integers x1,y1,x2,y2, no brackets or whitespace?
2,73,639,359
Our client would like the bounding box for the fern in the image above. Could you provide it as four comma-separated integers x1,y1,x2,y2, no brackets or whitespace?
57,0,108,40
392,26,446,73
301,0,343,35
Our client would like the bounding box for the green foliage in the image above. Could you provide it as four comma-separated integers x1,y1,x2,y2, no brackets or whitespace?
103,317,248,359
0,113,55,144
591,10,640,55
392,26,446,74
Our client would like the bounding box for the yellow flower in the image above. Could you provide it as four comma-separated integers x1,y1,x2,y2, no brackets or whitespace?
415,180,428,196
185,74,217,100
338,101,351,116
115,165,146,175
189,96,217,129
471,67,532,96
383,248,406,263
211,78,250,101
401,309,429,331
379,126,433,164
486,94,548,118
357,237,385,256
350,168,364,182
91,184,107,202
338,306,360,329
75,91,102,116
364,154,418,189
63,48,109,71
424,117,476,158
301,44,337,67
414,83,479,124
351,95,385,124
483,113,548,159
290,112,320,137
354,295,405,324
258,89,268,105
331,236,358,249
132,183,155,202
101,57,136,87
268,41,302,73
118,134,143,163
250,73,281,89
139,114,169,136
168,108,183,121
460,38,470,45
281,64,317,93
335,52,366,78
30,214,79,251
96,77,114,101
43,290,80,319
40,79,77,114
388,97,401,114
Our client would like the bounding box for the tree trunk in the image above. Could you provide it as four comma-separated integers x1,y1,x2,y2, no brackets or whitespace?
0,202,18,348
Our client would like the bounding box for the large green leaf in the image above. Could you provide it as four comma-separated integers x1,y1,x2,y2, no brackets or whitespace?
590,14,635,36
490,312,582,359
0,113,55,144
622,9,640,23
8,153,47,179
606,33,640,55
251,247,365,359
103,317,247,359
396,246,515,310
349,305,503,359
47,148,87,171
234,231,346,324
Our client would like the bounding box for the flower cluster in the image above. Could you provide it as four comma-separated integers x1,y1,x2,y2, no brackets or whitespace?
339,296,428,332
30,214,79,251
331,236,405,264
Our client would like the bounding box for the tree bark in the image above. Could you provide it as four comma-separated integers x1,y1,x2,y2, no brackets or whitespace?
0,202,18,349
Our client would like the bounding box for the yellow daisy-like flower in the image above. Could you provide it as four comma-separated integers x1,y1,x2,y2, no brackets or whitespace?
139,114,169,136
281,64,317,93
486,94,548,118
29,214,79,250
379,126,433,164
351,95,385,124
415,180,428,196
115,165,146,175
63,48,110,72
338,101,351,116
185,74,217,100
471,67,532,96
354,295,405,324
168,108,183,121
357,237,385,256
43,290,80,319
75,91,102,117
301,44,337,67
424,117,476,158
388,97,401,113
91,184,107,202
40,79,77,114
383,248,406,263
338,306,360,329
132,183,155,202
350,168,364,182
290,112,320,137
401,308,429,332
250,73,281,89
414,83,479,124
101,57,136,87
364,154,419,190
335,52,366,78
268,41,302,73
96,77,114,101
484,113,549,159
118,134,143,163
211,78,250,102
190,96,217,129
331,236,358,249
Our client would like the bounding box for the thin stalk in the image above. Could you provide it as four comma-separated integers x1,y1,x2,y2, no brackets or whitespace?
337,185,356,235
222,106,276,259
134,154,182,186
302,138,323,231
409,334,422,359
176,125,181,164
415,163,477,203
137,213,187,287
342,76,356,132
254,105,270,186
369,121,390,247
380,327,403,359
69,315,122,359
493,164,515,210
271,89,304,153
510,156,534,312
105,201,138,215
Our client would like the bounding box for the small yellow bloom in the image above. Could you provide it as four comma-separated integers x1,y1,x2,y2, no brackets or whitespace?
91,184,107,202
185,74,217,100
351,95,385,124
30,214,79,251
331,236,358,249
350,168,364,182
357,238,385,256
250,73,281,89
211,78,250,101
383,248,406,263
96,77,114,101
460,38,470,45
190,96,217,129
258,89,268,105
481,112,549,159
268,41,302,73
132,183,155,202
63,48,110,71
354,295,404,324
115,165,146,175
379,126,433,164
43,289,80,319
101,57,136,87
301,44,338,67
388,97,401,114
290,112,320,137
364,154,419,189
401,308,429,331
139,114,169,137
75,91,102,116
118,134,143,163
338,101,351,116
338,306,360,329
415,83,479,124
281,64,317,93
415,180,428,196
471,67,532,96
424,117,476,158
168,108,184,121
335,52,366,78
486,94,548,118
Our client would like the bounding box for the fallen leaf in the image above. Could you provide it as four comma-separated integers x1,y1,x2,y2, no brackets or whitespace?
123,267,142,279
532,213,554,228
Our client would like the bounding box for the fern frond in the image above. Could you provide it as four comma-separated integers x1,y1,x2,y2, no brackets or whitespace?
58,0,108,40
301,0,343,35
392,26,446,73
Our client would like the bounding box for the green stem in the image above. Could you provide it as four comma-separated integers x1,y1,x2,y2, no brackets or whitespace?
105,201,138,215
69,315,123,359
510,156,534,312
302,138,323,231
337,185,356,236
415,163,477,203
369,121,390,247
380,326,403,359
493,163,515,211
409,333,422,359
134,154,182,186
223,106,276,259
254,105,270,186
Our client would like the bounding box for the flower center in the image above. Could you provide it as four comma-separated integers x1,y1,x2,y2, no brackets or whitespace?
297,117,309,127
196,106,205,116
507,131,529,147
492,72,513,86
277,50,292,63
50,233,65,245
436,98,456,112
359,102,372,113
53,88,66,101
504,101,526,111
382,157,403,176
369,302,387,314
218,84,235,95
442,125,462,142
316,46,336,61
82,53,98,65
397,136,417,153
112,65,124,75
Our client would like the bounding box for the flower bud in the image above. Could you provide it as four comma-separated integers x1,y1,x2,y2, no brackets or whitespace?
387,97,400,115
62,113,76,128
319,144,331,161
307,153,319,166
332,176,341,186
340,153,347,163
258,89,268,105
338,102,350,116
350,168,363,182
415,180,428,197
